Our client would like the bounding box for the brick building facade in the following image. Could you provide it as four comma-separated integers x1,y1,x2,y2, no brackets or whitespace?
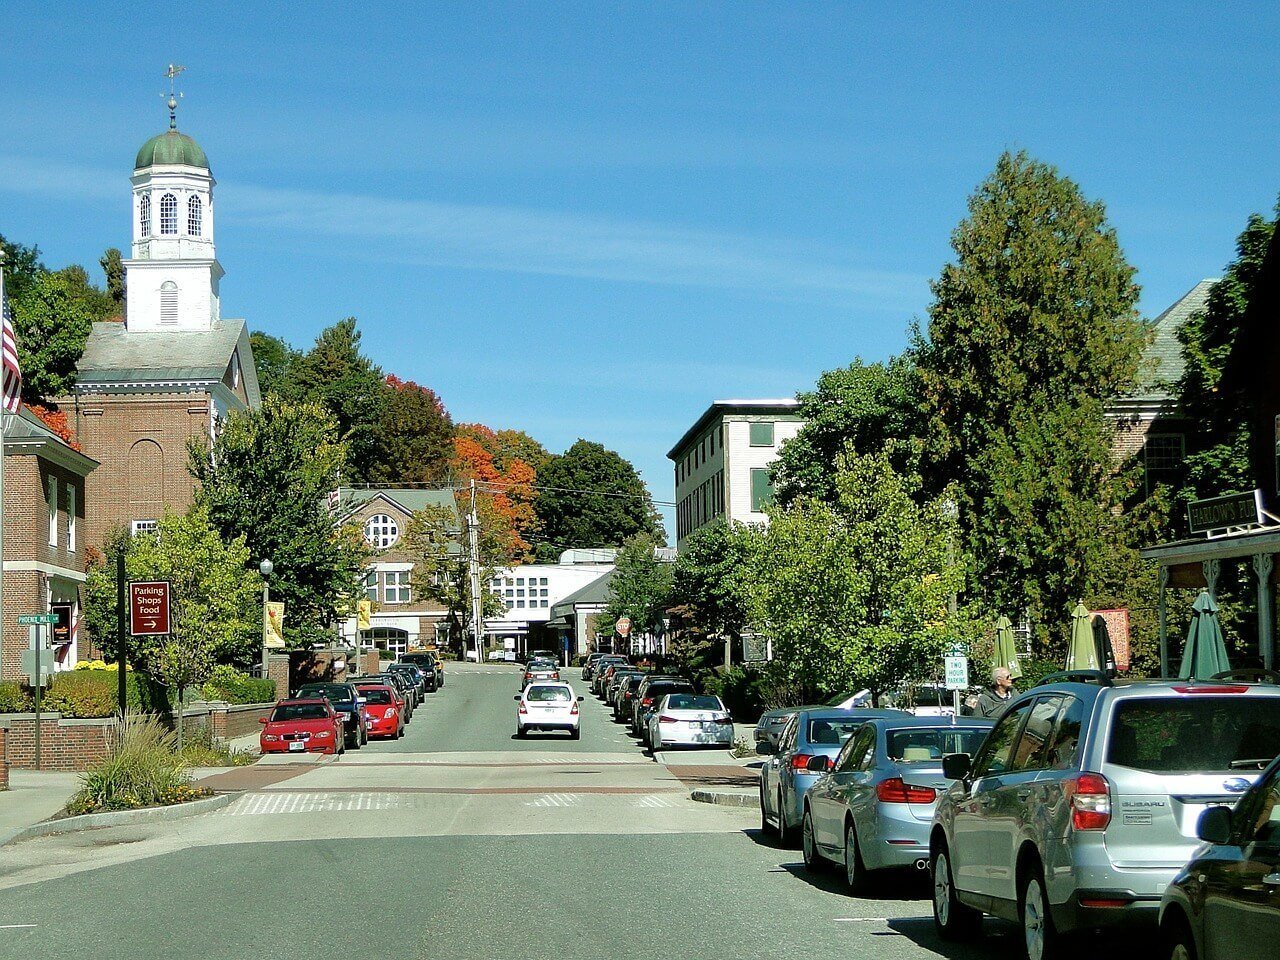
1,408,98,681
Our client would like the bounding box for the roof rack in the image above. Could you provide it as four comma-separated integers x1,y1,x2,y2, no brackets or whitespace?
1035,669,1114,688
1210,668,1280,684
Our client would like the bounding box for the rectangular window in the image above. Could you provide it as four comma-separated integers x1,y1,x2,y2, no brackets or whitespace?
47,475,57,547
363,570,379,602
540,600,549,608
517,589,525,598
750,468,774,512
516,599,525,608
540,577,548,586
709,430,715,456
540,588,548,597
384,571,411,604
516,578,525,586
132,519,159,537
1144,433,1185,494
749,421,775,447
67,483,76,553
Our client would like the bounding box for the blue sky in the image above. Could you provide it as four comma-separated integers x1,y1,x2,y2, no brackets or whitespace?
2,2,1278,537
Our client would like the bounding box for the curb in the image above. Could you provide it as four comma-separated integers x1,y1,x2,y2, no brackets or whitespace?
2,793,234,846
690,788,757,808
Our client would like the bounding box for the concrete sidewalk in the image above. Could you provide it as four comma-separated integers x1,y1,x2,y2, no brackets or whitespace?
0,770,81,845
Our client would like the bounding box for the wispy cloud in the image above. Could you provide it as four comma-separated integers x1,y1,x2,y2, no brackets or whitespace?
0,154,925,303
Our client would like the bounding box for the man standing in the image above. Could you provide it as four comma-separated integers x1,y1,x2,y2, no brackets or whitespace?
975,666,1016,718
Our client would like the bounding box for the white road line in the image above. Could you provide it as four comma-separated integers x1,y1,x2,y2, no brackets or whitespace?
0,925,38,929
833,918,890,923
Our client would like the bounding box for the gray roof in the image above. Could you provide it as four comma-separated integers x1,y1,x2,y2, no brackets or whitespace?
668,398,802,460
3,407,99,474
335,487,460,520
1132,280,1216,400
75,319,261,407
551,570,614,614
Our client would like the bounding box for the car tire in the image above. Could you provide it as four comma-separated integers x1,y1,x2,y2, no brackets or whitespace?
1019,865,1061,960
1165,921,1197,960
776,791,796,848
516,727,527,738
801,810,825,870
932,844,980,941
569,728,580,740
843,820,869,894
361,728,368,746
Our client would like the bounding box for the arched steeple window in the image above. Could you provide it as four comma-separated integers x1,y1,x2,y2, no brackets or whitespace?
159,193,178,235
187,195,202,237
139,194,151,236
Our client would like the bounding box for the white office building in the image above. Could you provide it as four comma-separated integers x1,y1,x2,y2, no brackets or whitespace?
668,399,805,549
484,559,615,656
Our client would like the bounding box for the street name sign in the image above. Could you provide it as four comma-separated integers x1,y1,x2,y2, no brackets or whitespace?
1188,489,1263,535
944,653,969,691
17,614,58,625
129,581,171,635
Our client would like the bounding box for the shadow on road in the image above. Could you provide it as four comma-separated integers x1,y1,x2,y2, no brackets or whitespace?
777,861,931,901
882,916,1017,959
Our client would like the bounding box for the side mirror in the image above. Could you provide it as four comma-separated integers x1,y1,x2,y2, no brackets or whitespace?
514,695,522,701
578,696,584,702
942,753,972,781
1197,805,1233,845
356,697,367,706
806,754,832,773
259,717,269,724
756,741,776,756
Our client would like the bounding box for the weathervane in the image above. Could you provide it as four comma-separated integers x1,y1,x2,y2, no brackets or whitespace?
162,63,186,130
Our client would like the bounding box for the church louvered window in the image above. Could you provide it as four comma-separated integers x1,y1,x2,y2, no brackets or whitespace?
139,194,151,236
159,193,178,235
160,281,178,324
187,195,202,237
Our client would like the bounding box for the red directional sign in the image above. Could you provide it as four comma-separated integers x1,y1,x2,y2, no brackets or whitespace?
129,581,171,636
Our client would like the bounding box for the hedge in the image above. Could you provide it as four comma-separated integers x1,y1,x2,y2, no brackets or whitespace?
40,670,171,718
198,665,276,705
0,681,33,713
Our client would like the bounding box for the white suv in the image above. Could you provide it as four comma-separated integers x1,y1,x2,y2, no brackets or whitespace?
515,682,582,739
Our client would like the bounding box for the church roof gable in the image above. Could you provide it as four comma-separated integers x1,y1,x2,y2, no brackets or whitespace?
76,318,250,392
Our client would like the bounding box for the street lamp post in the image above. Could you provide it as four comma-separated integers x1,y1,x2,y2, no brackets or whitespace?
260,558,273,679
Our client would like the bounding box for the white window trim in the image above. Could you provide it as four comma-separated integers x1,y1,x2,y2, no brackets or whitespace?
131,519,158,537
47,475,57,547
66,483,76,553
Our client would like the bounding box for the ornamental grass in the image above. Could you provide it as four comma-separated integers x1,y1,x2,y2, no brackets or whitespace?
66,713,212,815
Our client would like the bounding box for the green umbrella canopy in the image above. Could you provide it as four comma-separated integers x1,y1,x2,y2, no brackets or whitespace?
1179,591,1232,681
994,615,1022,680
1065,601,1100,671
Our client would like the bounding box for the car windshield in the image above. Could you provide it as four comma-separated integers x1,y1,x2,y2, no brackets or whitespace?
297,685,352,703
886,728,989,762
527,686,572,702
1107,696,1280,773
647,684,691,698
272,704,329,721
358,688,393,705
667,695,722,711
807,718,866,745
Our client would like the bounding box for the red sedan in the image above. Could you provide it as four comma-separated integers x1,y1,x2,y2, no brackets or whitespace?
354,683,405,739
259,698,344,755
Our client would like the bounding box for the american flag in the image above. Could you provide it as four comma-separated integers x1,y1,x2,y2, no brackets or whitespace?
1,284,20,415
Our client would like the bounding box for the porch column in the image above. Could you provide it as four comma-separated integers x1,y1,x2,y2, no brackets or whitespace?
1203,559,1222,598
1158,565,1170,678
1253,553,1276,671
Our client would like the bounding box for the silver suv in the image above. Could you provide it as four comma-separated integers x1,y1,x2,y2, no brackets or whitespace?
929,671,1280,960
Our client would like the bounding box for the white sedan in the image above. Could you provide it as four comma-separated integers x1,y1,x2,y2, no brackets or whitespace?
646,693,734,750
515,682,582,739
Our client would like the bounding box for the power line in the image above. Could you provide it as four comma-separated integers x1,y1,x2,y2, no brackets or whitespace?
342,478,677,508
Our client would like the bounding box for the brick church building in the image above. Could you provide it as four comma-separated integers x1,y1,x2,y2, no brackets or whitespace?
65,103,261,549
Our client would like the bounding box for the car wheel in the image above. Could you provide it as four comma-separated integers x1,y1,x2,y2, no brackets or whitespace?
1166,922,1196,960
516,727,527,738
569,728,580,740
843,820,869,893
801,810,825,870
776,791,795,848
932,844,980,941
1019,864,1060,960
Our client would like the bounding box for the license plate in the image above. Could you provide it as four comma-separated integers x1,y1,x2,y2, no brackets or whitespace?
288,741,305,752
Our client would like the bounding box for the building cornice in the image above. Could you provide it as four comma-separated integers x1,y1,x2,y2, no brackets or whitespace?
2,560,88,583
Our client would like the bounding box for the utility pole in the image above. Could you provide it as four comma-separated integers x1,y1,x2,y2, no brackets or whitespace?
467,479,484,665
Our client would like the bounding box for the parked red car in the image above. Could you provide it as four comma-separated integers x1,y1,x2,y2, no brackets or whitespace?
354,683,405,739
259,698,344,755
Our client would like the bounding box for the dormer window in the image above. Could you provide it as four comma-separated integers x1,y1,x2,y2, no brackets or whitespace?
139,194,151,236
188,195,202,237
159,193,178,235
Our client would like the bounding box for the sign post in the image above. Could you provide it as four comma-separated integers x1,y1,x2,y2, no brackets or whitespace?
944,647,969,722
128,581,171,636
19,614,57,769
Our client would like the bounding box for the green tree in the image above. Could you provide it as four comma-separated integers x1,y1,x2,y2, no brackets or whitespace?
402,501,506,653
773,356,922,505
669,519,760,639
0,234,45,305
248,332,301,399
535,440,664,555
912,150,1146,640
1173,206,1278,521
10,266,112,402
368,374,454,485
189,399,368,646
600,533,674,638
99,247,124,307
284,318,386,479
84,508,263,671
750,452,965,703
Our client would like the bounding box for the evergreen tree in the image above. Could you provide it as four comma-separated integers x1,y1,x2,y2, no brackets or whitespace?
0,234,44,304
99,247,125,307
249,331,302,399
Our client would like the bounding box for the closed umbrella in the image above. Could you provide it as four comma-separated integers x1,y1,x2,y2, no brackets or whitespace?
1179,591,1232,680
1065,601,1100,671
1091,615,1117,677
994,615,1022,680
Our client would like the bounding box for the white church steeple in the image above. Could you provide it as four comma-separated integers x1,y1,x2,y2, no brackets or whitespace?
123,66,223,332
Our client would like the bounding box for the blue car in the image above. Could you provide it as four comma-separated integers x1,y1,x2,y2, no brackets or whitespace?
758,707,908,846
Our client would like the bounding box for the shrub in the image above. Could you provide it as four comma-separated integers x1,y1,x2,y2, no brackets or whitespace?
378,649,395,660
42,669,171,718
177,726,257,767
0,681,33,713
66,714,212,815
197,664,276,705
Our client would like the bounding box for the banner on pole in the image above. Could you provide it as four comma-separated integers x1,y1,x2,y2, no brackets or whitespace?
263,601,286,648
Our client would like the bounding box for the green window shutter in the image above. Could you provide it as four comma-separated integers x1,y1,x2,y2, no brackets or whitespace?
749,421,775,446
751,468,773,512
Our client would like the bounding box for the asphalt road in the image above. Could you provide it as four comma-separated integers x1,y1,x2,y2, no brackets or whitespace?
0,664,1157,960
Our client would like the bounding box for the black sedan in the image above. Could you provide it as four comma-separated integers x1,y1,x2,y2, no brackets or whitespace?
1160,753,1280,959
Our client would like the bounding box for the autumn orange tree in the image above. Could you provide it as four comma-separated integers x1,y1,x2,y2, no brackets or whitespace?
451,424,545,562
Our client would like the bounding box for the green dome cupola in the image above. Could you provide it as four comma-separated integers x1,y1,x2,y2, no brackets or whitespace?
134,129,209,170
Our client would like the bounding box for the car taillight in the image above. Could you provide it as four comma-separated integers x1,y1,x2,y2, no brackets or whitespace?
641,697,653,706
658,715,678,723
1172,685,1249,694
876,777,936,803
1068,772,1111,830
570,702,579,715
791,753,826,772
383,708,397,719
518,704,527,714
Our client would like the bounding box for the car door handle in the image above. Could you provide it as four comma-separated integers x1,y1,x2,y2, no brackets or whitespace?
1264,873,1280,887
